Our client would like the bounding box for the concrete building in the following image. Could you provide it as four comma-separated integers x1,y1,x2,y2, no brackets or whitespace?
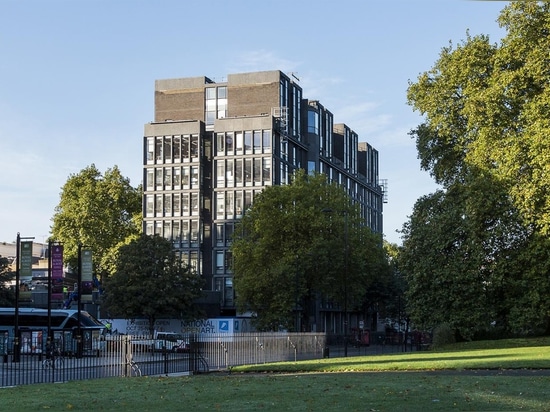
143,70,385,319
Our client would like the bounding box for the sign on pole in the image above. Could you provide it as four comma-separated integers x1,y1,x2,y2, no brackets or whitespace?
80,248,93,302
20,241,33,278
51,245,64,300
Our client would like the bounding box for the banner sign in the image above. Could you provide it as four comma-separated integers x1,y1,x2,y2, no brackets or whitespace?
51,245,64,300
80,249,93,302
20,241,33,278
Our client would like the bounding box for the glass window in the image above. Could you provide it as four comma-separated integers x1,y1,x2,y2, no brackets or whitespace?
206,87,216,99
216,133,225,153
236,132,243,153
216,192,224,219
216,251,224,270
182,167,189,187
173,136,181,161
217,86,227,99
308,110,319,134
262,158,271,184
182,135,189,159
245,159,252,184
182,220,189,242
244,131,252,152
226,159,234,185
253,131,261,152
235,159,243,185
155,168,163,187
225,224,234,245
262,130,271,153
190,135,199,158
190,220,199,242
215,224,224,245
244,190,252,211
146,169,154,190
226,191,234,216
206,99,216,111
164,138,172,161
254,158,261,184
147,137,154,162
164,168,171,186
182,193,189,215
191,193,199,215
146,195,154,217
216,160,225,185
226,133,234,153
173,194,180,214
155,195,163,215
235,191,243,217
191,166,199,188
163,221,170,239
173,167,181,186
164,194,172,215
173,221,180,242
155,137,163,161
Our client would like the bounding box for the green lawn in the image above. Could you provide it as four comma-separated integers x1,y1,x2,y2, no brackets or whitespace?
2,337,550,411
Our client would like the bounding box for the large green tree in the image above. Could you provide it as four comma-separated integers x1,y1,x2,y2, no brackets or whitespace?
231,170,388,331
101,234,204,335
404,2,550,338
51,164,142,277
407,2,550,234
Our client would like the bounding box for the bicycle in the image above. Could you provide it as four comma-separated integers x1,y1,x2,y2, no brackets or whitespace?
42,346,64,370
126,353,142,377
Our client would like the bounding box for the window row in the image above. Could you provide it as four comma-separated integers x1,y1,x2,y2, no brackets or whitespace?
145,193,200,217
144,219,201,244
216,131,271,155
146,166,200,190
146,135,200,164
215,157,271,187
214,189,261,220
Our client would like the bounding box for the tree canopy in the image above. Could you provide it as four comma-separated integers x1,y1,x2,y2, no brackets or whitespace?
403,2,550,338
50,164,142,276
0,256,15,307
231,170,390,331
101,234,204,334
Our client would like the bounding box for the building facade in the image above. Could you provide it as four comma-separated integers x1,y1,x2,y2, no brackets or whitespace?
143,70,384,319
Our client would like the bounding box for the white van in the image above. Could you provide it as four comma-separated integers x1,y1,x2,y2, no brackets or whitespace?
154,332,190,353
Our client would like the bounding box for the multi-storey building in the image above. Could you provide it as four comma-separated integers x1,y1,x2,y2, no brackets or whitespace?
143,70,384,320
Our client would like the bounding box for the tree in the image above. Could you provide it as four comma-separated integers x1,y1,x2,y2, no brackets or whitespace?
404,2,550,338
0,256,15,307
101,234,204,335
407,2,550,235
231,170,388,331
51,164,142,277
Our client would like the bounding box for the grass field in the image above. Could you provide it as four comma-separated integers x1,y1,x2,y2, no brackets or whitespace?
2,337,550,411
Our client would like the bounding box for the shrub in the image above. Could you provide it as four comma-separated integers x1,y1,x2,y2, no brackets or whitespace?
432,323,456,348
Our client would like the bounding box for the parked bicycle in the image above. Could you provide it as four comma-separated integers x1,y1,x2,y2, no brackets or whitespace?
42,344,64,370
126,353,142,377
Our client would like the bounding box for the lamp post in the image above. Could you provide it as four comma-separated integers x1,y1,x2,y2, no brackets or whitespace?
323,208,349,357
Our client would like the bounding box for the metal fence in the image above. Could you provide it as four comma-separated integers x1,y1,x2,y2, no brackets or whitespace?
1,332,326,387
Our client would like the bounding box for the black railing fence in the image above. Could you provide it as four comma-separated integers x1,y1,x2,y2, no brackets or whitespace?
1,333,327,387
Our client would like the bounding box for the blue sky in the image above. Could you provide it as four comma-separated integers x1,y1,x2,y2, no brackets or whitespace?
0,0,509,245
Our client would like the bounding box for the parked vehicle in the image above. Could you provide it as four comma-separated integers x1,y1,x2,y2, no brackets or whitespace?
154,332,190,353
